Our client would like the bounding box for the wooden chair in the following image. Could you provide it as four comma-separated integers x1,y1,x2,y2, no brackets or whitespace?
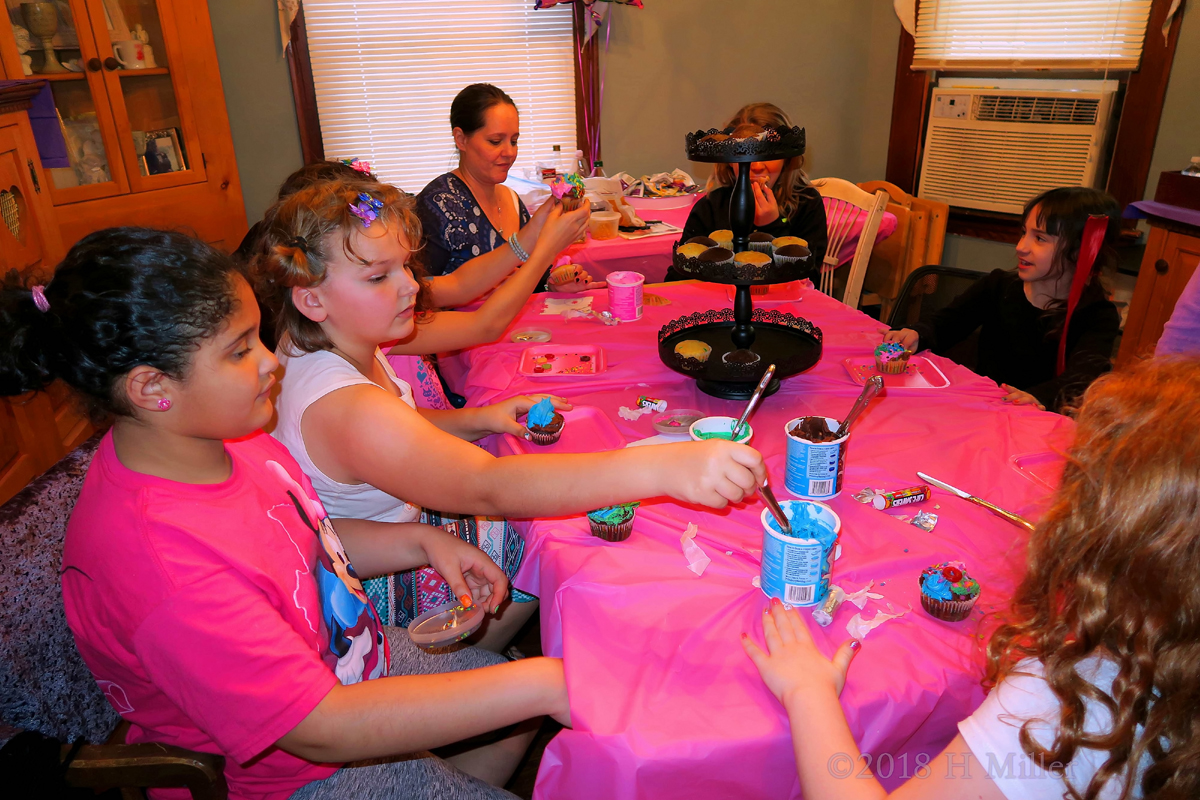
0,437,227,799
811,178,890,309
857,180,949,321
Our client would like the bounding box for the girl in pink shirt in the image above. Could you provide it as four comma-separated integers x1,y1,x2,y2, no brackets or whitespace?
0,228,567,799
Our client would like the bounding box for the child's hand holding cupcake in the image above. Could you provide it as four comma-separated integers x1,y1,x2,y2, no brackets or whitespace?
442,394,572,442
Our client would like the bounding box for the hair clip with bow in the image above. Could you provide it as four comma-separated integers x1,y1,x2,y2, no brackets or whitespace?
349,192,384,227
339,157,373,175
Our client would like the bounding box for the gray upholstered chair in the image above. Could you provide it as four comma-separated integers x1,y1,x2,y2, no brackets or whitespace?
0,436,226,799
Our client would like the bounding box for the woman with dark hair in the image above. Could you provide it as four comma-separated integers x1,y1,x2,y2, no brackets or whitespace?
667,102,828,282
415,83,597,293
886,186,1122,413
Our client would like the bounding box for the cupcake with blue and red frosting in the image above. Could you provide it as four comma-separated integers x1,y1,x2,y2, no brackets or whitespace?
874,341,911,374
919,561,980,621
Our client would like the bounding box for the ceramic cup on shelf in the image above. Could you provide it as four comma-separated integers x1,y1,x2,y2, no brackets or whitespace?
113,40,147,69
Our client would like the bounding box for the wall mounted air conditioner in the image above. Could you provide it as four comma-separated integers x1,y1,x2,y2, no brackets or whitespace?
917,79,1118,215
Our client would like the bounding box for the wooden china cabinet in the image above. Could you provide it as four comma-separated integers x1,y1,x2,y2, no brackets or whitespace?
0,80,92,505
0,0,246,250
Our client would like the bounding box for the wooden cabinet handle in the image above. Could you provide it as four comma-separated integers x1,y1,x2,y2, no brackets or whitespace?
87,57,102,71
103,57,119,71
1155,259,1169,275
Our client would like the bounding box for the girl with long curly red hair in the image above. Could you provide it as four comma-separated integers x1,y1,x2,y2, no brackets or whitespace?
744,356,1200,800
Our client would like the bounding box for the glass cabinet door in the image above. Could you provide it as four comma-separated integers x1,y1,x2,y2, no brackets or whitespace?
87,0,205,191
4,0,130,202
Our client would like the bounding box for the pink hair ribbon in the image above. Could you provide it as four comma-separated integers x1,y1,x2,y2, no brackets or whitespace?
31,285,50,313
1056,214,1108,376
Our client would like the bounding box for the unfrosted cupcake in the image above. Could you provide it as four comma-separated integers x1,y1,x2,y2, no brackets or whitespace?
524,397,564,445
772,243,811,269
747,231,774,254
587,502,639,541
709,229,734,249
677,242,708,259
919,561,980,622
698,246,734,267
874,341,910,374
734,250,772,279
686,235,718,248
674,339,712,370
771,235,808,250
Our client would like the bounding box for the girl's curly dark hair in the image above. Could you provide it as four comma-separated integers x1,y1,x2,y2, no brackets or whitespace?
0,227,244,422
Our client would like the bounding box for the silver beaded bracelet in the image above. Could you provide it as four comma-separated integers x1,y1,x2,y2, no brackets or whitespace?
508,233,530,263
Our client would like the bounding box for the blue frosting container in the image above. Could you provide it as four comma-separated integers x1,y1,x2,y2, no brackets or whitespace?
759,500,841,606
784,416,848,500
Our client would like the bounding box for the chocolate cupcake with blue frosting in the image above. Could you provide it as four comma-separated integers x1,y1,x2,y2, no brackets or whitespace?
524,397,564,446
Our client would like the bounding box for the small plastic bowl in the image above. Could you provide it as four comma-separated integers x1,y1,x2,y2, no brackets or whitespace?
511,328,552,343
589,211,621,240
689,415,753,444
653,408,704,436
408,600,485,651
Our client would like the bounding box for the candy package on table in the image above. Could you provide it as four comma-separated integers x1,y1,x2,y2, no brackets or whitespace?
610,169,699,197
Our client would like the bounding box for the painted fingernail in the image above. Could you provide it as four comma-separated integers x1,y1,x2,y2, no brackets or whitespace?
782,602,793,611
850,639,862,652
459,594,474,609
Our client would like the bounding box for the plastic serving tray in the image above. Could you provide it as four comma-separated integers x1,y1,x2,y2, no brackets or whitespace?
518,345,606,377
505,406,627,456
1009,451,1065,491
842,356,950,389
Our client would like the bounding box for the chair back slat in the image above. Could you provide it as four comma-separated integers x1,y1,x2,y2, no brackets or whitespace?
812,178,890,307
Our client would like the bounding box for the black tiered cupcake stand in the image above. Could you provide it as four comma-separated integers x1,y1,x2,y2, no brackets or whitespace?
657,125,823,400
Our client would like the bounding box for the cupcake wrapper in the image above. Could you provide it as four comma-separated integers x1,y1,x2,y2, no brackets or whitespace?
875,355,909,374
771,254,809,269
921,592,978,622
526,427,563,446
589,519,634,542
748,241,773,254
559,196,584,212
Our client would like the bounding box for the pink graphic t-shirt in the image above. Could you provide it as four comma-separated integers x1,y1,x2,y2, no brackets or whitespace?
61,431,388,800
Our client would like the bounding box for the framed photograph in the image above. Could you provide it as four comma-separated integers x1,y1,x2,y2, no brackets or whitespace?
143,128,187,175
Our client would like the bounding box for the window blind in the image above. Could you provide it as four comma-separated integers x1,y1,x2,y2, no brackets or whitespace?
912,0,1153,70
303,0,578,194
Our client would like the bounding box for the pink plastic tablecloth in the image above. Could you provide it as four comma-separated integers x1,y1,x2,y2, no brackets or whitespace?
441,282,1073,799
565,203,695,283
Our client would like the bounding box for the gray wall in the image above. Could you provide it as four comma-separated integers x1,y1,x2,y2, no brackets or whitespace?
598,0,900,186
206,1,1197,243
207,0,304,227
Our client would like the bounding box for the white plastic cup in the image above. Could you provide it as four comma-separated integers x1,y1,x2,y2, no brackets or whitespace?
607,271,645,321
588,211,621,240
759,500,841,606
784,416,848,500
688,415,752,443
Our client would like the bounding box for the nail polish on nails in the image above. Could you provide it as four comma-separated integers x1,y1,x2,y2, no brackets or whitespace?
459,594,474,609
850,639,862,652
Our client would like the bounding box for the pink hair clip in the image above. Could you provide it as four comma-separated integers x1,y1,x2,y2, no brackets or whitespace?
340,157,373,175
348,192,384,227
31,285,50,313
